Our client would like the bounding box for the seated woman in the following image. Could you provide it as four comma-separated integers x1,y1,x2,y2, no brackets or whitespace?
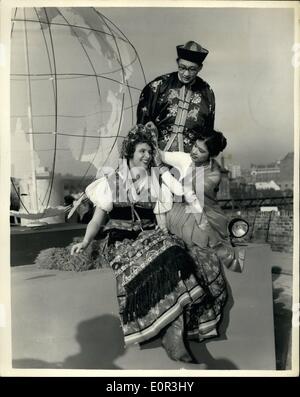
151,126,245,341
71,124,208,363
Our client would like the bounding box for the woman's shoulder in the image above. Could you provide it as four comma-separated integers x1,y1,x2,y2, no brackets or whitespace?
206,159,222,181
86,176,107,191
211,158,222,171
85,176,114,212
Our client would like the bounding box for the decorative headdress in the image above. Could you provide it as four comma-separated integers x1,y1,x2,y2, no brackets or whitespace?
120,124,156,160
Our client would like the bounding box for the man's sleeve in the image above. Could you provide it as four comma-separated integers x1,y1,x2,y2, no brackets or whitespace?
136,83,154,124
206,86,215,132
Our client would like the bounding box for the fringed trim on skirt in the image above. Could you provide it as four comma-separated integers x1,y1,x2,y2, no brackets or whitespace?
122,245,195,324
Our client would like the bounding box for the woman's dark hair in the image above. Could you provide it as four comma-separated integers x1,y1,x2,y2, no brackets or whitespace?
120,124,155,161
205,130,227,157
192,130,227,157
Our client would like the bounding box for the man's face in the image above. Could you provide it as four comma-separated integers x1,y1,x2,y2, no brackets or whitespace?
177,59,201,84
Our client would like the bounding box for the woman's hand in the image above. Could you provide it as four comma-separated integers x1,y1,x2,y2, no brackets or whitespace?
155,213,169,234
156,224,169,234
71,207,107,255
145,121,158,142
153,148,163,167
71,240,89,255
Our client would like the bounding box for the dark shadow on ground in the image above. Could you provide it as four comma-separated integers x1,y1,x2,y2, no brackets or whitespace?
272,267,292,370
63,315,125,369
13,314,125,370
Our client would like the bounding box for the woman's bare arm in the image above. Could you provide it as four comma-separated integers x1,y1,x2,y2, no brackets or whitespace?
71,207,107,254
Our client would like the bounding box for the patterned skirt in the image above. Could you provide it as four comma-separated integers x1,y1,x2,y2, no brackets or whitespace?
34,222,229,345
104,227,228,346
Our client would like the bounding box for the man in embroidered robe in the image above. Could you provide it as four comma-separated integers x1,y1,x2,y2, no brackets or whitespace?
137,41,215,152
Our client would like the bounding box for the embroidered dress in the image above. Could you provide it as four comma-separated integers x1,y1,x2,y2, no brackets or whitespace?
85,163,208,346
34,159,231,344
137,72,215,152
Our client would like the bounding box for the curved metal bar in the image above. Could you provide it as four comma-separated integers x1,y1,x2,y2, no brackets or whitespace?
43,8,59,210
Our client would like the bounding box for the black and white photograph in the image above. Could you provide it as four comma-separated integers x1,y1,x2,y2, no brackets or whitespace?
0,0,299,376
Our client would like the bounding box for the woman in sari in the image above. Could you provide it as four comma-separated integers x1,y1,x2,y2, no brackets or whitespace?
71,124,208,363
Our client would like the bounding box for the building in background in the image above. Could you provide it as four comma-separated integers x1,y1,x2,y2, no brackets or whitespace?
221,154,241,179
229,177,257,199
250,161,281,184
241,168,253,184
247,152,293,193
217,157,231,199
229,164,242,179
278,152,294,191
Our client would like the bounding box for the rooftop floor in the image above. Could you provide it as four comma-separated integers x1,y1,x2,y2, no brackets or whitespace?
5,242,294,374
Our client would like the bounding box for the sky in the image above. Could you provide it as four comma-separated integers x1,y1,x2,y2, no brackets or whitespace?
102,6,295,169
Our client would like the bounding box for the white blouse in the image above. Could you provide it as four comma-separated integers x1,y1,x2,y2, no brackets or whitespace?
85,165,173,215
161,151,193,180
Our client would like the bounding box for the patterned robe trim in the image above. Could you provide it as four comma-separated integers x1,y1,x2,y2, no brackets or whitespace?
164,85,193,152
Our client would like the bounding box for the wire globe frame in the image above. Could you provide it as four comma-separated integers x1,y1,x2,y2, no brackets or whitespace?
10,7,146,215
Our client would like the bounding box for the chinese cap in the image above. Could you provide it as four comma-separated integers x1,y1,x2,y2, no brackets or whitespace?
176,41,209,65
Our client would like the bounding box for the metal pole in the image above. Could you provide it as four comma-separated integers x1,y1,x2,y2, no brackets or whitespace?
23,8,38,212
